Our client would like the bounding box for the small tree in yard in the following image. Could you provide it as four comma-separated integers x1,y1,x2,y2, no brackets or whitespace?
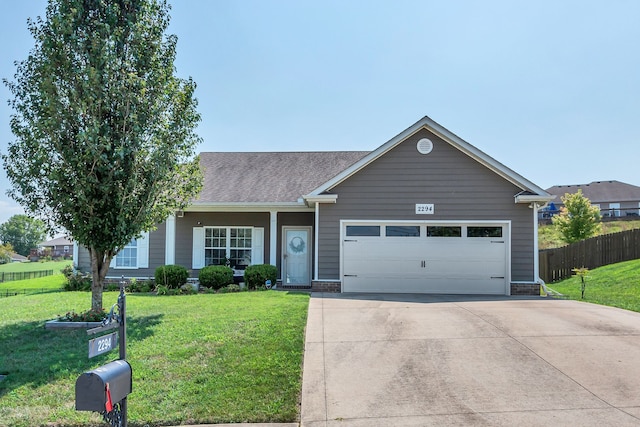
552,190,601,244
0,243,14,264
572,267,589,299
3,0,202,311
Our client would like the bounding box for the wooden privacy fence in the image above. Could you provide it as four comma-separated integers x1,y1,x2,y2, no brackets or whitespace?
539,229,640,283
0,269,54,283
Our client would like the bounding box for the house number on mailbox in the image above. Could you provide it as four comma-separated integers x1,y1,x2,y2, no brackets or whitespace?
415,204,435,214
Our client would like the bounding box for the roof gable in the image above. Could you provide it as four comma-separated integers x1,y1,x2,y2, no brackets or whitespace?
305,116,551,202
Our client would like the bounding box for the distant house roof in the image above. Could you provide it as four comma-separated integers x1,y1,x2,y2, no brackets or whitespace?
39,236,73,247
545,180,640,203
195,151,369,205
10,253,28,262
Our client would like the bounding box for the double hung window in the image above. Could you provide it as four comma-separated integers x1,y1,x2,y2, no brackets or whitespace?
205,227,252,267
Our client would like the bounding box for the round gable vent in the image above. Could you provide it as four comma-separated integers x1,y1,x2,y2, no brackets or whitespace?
416,138,433,155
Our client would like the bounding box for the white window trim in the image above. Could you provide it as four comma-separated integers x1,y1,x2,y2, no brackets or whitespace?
204,226,252,267
110,232,149,269
192,226,264,270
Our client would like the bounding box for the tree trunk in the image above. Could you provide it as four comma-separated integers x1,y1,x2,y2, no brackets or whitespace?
89,247,113,311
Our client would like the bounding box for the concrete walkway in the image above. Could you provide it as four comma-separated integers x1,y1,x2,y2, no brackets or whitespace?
300,293,640,426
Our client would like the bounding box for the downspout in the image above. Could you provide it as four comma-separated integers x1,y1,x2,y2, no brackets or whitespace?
532,202,561,296
532,202,540,285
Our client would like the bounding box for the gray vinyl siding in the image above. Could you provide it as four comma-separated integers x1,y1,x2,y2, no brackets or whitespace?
174,212,270,276
317,127,535,281
76,223,166,278
110,223,166,277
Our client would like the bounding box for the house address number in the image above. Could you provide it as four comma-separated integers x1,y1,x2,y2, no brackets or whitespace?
415,204,434,214
88,331,118,358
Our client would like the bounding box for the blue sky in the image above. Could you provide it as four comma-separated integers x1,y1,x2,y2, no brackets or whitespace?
1,0,639,226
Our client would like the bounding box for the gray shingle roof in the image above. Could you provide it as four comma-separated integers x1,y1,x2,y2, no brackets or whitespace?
546,180,640,203
38,236,73,247
196,151,369,203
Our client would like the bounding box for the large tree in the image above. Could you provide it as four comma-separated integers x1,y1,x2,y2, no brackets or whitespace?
0,215,48,256
552,190,602,244
3,0,202,310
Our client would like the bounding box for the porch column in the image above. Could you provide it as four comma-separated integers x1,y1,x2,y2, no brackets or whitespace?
269,210,277,265
314,203,319,281
165,213,176,265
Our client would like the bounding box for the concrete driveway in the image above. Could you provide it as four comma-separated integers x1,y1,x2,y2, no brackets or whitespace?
300,293,640,426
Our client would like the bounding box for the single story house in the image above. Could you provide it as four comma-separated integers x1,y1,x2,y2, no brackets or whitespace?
35,236,73,259
76,116,553,295
545,181,640,218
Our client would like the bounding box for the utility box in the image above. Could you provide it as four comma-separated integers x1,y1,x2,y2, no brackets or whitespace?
75,360,132,412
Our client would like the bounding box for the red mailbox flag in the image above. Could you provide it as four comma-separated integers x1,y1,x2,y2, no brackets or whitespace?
105,382,113,412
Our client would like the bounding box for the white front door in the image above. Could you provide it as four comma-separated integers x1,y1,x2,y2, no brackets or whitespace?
283,227,312,285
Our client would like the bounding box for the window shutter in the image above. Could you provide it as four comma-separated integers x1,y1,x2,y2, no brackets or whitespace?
252,227,264,265
192,227,205,269
137,232,149,268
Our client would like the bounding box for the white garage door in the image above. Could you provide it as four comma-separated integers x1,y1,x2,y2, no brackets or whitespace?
342,222,508,294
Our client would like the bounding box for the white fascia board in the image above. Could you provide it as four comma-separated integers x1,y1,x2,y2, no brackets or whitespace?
303,194,338,207
514,194,556,204
307,115,552,199
186,201,313,213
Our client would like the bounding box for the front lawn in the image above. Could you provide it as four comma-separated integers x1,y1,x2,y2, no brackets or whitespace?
0,290,309,427
548,259,640,312
0,259,72,273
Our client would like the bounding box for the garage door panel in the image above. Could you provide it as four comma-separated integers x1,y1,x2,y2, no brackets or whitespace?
344,276,506,294
342,223,508,295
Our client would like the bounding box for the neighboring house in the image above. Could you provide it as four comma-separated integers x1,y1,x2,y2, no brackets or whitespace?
36,236,74,259
11,253,28,262
76,116,553,295
545,180,640,218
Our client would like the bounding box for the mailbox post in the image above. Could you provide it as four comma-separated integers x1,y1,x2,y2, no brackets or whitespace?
76,276,129,427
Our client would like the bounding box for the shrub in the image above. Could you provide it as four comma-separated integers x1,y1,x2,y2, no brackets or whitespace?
125,278,152,293
199,265,233,290
57,308,106,322
156,285,169,295
61,265,92,291
219,284,241,293
154,265,189,289
244,264,277,290
106,283,120,292
180,283,197,295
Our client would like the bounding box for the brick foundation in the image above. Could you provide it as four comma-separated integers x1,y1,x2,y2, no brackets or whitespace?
510,283,540,296
311,281,341,293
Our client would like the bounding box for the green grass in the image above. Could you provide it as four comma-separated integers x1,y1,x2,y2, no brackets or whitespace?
0,260,71,294
0,274,66,294
539,219,640,249
0,290,310,427
0,259,72,273
548,259,640,312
